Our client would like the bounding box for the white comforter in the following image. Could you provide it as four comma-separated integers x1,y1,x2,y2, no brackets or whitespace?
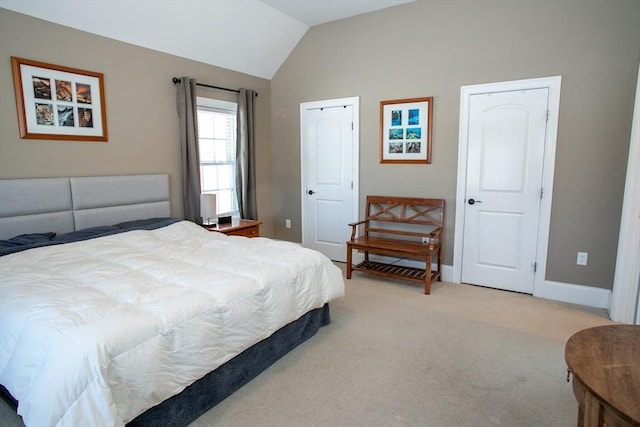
0,220,344,427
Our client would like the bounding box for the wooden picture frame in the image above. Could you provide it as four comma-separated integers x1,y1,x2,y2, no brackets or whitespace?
11,57,108,141
380,97,433,163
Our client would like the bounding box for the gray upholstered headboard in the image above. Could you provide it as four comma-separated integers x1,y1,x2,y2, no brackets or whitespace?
0,174,171,239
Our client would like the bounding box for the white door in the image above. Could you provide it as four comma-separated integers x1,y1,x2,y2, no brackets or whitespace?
301,98,359,262
461,88,549,293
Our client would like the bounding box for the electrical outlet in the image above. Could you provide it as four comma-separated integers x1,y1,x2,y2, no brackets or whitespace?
285,219,291,229
577,252,588,266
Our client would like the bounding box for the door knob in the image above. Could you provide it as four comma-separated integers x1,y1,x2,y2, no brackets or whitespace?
468,198,481,205
308,190,316,195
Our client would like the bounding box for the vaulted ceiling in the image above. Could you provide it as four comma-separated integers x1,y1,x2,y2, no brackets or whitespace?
0,0,415,79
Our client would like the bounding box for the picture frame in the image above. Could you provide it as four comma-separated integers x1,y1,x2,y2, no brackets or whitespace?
11,57,108,141
380,97,433,163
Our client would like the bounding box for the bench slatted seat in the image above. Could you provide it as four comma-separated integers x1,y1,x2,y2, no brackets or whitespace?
346,195,444,294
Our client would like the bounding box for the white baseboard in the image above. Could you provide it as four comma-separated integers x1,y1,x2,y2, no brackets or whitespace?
441,265,453,282
535,280,611,310
367,255,610,310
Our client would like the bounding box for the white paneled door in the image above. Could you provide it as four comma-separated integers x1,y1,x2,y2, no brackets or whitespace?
301,98,359,262
461,88,549,293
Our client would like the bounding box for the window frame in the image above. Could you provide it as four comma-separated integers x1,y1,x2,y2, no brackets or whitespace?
196,96,238,217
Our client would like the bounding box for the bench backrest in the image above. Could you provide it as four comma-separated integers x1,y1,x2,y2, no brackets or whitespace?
364,195,444,241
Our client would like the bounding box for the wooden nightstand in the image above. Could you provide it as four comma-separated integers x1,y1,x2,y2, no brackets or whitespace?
203,219,262,238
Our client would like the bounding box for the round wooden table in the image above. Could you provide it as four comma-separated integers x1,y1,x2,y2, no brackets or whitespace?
565,325,640,427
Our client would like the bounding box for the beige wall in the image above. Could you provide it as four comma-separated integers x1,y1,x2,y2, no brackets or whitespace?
271,0,640,290
0,8,274,236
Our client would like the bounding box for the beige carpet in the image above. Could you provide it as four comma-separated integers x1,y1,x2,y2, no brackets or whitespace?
0,263,613,426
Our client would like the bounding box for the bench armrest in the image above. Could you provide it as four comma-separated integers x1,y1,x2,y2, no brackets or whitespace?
347,219,368,241
426,227,443,250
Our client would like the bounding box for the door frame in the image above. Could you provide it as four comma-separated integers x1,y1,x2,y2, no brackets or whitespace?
610,64,640,324
300,96,360,253
452,76,562,297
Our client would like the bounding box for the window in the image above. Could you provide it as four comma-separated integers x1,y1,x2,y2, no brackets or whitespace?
197,97,237,216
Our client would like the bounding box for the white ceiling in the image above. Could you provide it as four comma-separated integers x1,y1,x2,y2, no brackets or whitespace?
260,0,413,26
0,0,415,79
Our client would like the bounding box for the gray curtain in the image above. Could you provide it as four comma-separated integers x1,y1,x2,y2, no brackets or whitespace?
236,89,258,220
176,77,202,222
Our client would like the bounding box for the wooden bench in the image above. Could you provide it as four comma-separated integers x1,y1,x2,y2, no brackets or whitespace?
346,195,444,294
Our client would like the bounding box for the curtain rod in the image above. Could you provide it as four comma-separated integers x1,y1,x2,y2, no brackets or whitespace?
171,77,257,97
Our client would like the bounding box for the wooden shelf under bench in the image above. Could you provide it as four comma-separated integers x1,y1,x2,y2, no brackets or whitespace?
351,260,433,283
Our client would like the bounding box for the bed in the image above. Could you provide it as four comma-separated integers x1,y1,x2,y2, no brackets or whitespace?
0,174,345,427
